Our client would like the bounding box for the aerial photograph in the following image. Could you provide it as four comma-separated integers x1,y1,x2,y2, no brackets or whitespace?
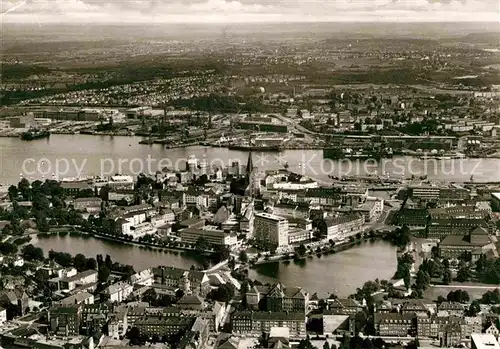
0,0,499,348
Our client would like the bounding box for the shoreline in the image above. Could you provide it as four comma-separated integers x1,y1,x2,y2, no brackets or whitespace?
36,230,213,255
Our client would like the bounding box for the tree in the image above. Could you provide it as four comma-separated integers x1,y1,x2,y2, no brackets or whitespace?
480,289,500,304
48,250,73,267
443,259,450,269
195,236,211,253
207,283,235,303
0,242,18,255
240,280,250,295
142,288,158,305
98,266,110,283
467,300,481,317
456,265,471,282
21,244,44,261
239,250,248,263
86,258,97,270
415,269,431,291
297,337,314,349
296,244,307,256
404,273,411,289
104,254,113,269
127,327,145,346
476,254,487,272
18,178,30,200
447,290,470,303
323,341,330,349
8,185,18,201
214,245,231,262
442,269,452,285
73,254,87,271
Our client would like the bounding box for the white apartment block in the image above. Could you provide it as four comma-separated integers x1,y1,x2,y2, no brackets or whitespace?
254,213,289,247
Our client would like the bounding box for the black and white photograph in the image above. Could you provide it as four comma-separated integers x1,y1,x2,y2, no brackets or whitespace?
0,1,499,348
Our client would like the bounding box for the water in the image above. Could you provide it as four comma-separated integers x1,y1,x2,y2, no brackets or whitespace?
0,134,499,185
33,234,397,297
2,134,498,297
32,235,201,271
247,240,397,297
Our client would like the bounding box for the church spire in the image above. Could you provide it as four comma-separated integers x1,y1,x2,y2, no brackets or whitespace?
246,150,254,179
244,151,256,197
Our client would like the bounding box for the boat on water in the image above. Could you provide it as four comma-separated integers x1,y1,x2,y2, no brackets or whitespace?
323,148,393,160
228,144,282,152
419,152,465,160
20,129,50,141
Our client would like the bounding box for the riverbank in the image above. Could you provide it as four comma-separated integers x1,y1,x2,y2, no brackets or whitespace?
2,135,500,185
37,230,214,255
425,283,500,301
32,233,397,297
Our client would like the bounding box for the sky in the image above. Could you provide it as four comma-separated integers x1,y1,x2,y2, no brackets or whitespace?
1,0,499,24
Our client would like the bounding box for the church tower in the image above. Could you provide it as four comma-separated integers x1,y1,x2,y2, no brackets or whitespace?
245,151,257,197
245,151,254,183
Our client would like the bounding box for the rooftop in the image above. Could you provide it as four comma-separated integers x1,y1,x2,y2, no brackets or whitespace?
255,212,288,222
471,333,500,349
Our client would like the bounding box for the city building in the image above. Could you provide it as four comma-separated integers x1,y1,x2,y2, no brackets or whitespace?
437,302,465,317
326,298,363,315
231,311,306,338
395,208,429,227
48,305,82,336
102,282,133,303
287,229,312,245
73,197,102,213
9,115,36,128
438,323,462,348
245,282,308,314
179,227,238,247
152,267,210,295
254,213,289,248
401,300,429,316
374,313,416,336
134,315,196,337
322,314,355,336
324,213,365,241
471,334,500,349
59,270,98,291
439,227,494,260
130,268,154,286
58,292,94,306
354,199,383,222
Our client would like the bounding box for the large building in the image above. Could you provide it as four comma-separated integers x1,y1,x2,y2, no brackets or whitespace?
254,213,289,248
409,186,470,204
33,108,102,121
59,270,98,291
152,266,210,295
324,213,365,241
439,227,494,261
231,311,306,338
245,282,309,314
394,208,429,227
48,305,82,336
179,227,238,247
134,315,196,337
9,115,37,128
427,206,489,240
102,282,134,303
418,316,481,339
374,313,416,337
